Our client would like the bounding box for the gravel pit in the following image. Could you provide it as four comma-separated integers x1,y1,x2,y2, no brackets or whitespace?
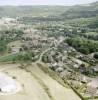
0,72,21,95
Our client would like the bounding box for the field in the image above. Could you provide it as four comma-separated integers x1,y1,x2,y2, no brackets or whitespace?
0,63,81,100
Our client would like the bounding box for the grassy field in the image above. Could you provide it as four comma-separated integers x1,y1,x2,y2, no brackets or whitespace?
0,53,21,62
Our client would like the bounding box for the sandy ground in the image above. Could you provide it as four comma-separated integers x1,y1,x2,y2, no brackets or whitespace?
0,64,81,100
27,63,81,100
0,65,50,100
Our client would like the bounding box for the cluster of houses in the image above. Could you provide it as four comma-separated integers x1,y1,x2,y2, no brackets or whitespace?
49,59,98,97
21,33,57,50
47,45,98,98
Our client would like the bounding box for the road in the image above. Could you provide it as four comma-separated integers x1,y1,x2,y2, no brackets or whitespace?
37,47,56,62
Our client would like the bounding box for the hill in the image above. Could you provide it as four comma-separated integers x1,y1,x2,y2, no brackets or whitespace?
0,6,69,18
62,1,98,19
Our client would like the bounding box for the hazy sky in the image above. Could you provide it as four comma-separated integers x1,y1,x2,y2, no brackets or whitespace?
0,0,98,6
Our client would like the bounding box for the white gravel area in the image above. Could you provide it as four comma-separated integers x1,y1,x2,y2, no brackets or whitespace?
0,72,22,95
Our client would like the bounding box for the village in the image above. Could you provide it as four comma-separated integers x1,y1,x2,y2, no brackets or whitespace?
0,5,98,99
5,20,98,99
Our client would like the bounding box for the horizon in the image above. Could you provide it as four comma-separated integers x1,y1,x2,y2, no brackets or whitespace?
0,0,98,6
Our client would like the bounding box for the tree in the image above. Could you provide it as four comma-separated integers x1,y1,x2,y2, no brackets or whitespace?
94,53,98,59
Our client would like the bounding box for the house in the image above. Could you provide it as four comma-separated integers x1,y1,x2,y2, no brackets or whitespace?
58,62,64,67
87,80,98,88
87,80,98,96
11,47,22,54
91,66,98,73
50,63,59,70
58,36,65,43
71,57,83,66
79,64,87,74
56,67,64,73
73,64,79,69
60,70,71,78
2,17,16,23
80,76,90,83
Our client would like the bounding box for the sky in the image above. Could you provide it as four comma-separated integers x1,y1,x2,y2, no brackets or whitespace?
0,0,98,6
